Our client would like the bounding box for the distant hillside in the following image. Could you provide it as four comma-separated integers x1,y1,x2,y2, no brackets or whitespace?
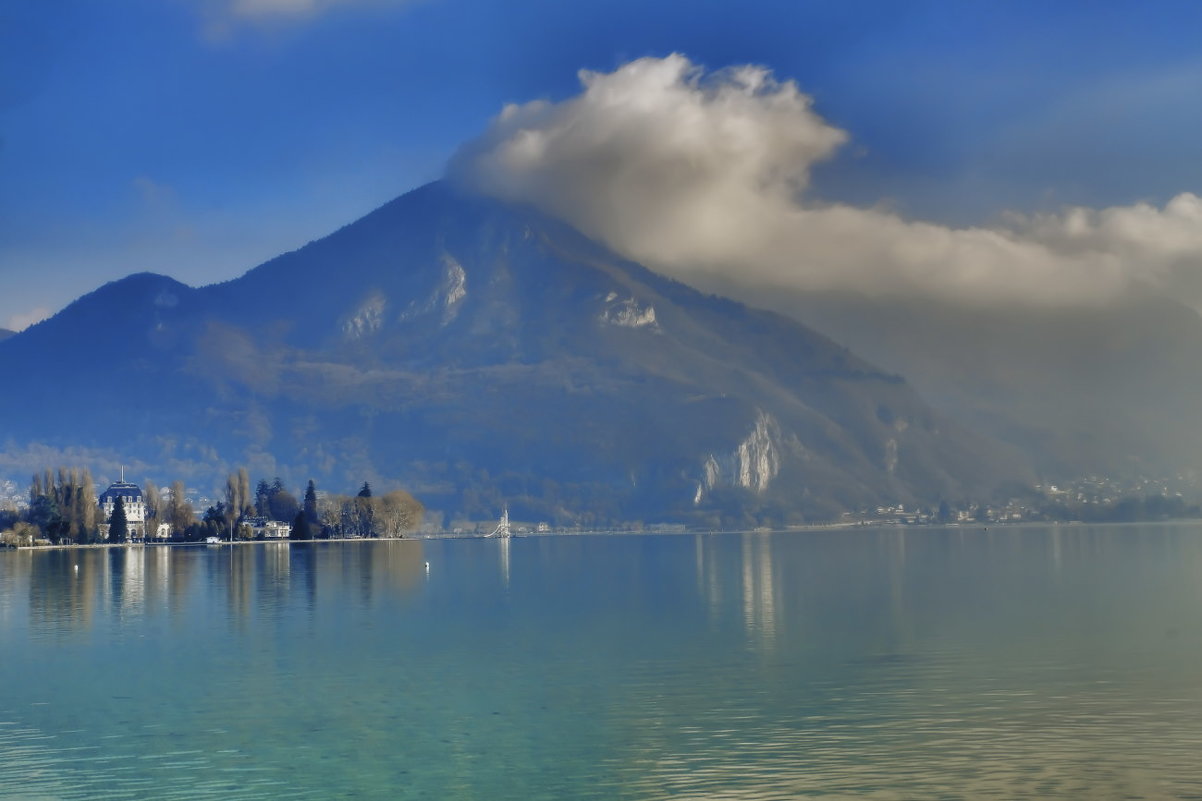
0,328,12,343
0,183,1030,524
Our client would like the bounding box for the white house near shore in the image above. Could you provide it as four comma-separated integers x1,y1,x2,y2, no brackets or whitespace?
256,520,291,539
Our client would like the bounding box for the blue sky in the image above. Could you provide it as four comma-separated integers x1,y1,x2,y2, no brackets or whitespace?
3,0,1202,328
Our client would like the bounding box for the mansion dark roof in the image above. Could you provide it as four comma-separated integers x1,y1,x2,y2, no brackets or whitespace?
99,481,143,503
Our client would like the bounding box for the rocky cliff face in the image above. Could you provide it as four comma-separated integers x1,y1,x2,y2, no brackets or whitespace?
0,182,1029,523
694,412,783,505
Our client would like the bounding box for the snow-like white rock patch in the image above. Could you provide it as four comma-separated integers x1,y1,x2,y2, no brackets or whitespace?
343,291,387,340
398,251,469,326
600,295,658,329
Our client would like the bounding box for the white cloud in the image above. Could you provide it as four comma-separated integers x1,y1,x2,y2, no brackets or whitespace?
226,0,358,19
5,307,50,332
451,54,1202,308
197,0,413,39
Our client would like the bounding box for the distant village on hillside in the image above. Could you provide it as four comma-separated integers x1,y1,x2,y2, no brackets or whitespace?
845,474,1202,526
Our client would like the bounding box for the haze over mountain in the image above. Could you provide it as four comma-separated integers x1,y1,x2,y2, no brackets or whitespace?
0,182,1027,525
751,291,1202,481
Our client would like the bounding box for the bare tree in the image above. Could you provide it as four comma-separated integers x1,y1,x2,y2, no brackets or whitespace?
375,490,424,538
57,467,69,513
63,468,80,541
78,468,96,541
224,472,242,541
167,480,195,537
238,468,254,519
25,466,98,543
144,480,162,538
319,494,343,537
353,495,375,537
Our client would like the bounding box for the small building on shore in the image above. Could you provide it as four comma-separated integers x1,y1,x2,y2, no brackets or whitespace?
259,520,291,539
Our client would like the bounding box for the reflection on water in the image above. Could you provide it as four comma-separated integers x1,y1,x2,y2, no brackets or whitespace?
8,540,427,635
741,533,776,648
4,527,1202,799
499,535,511,587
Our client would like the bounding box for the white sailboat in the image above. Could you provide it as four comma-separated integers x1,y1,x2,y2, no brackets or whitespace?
485,506,512,538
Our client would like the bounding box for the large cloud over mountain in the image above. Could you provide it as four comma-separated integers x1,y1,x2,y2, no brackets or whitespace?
451,54,1202,308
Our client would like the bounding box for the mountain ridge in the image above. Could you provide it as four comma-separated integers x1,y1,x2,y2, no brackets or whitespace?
0,182,1029,523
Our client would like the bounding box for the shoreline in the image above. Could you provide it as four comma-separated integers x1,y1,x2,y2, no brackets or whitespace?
6,517,1202,551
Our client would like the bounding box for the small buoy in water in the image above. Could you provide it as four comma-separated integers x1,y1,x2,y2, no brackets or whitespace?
73,564,79,571
424,561,430,572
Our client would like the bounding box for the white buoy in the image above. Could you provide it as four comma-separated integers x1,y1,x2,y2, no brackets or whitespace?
424,561,430,572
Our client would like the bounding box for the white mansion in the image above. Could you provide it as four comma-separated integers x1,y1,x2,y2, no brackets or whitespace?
98,478,169,540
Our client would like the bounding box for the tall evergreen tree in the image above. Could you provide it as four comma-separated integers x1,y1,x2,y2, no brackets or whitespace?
289,510,312,540
255,479,271,518
110,496,128,543
203,503,225,525
358,482,372,498
30,494,63,540
304,480,318,524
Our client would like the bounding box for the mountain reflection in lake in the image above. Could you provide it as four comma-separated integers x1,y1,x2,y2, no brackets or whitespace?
4,528,1202,799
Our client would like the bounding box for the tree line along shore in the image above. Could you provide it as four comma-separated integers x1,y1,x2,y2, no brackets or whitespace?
0,467,423,548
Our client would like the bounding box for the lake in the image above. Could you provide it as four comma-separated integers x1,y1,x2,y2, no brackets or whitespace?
3,526,1202,799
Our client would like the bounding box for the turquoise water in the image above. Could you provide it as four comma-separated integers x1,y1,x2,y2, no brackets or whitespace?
4,527,1202,799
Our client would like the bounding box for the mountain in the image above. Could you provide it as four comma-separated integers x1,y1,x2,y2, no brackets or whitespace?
0,182,1029,524
0,328,12,343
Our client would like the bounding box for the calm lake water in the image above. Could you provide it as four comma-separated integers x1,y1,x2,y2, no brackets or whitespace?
3,526,1202,799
